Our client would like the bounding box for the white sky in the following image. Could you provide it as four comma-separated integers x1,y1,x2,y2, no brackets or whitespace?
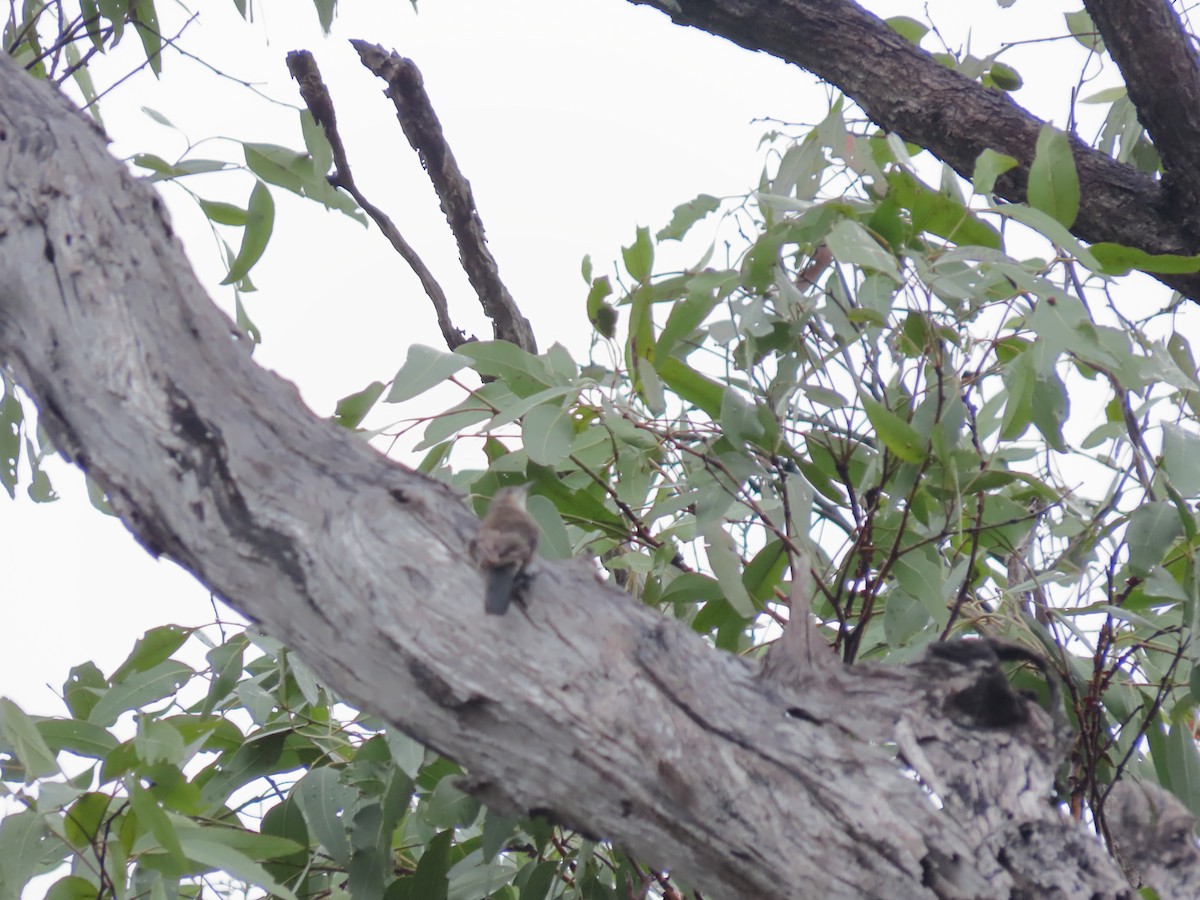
1,0,1097,715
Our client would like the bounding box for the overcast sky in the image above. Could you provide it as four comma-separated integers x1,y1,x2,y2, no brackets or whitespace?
1,0,1093,714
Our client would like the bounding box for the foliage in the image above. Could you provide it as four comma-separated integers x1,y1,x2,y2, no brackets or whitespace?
1,624,644,899
5,1,1200,898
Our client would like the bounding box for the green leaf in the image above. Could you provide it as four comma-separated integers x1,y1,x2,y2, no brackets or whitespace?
112,625,191,683
893,551,948,624
986,61,1023,92
657,194,720,241
887,171,1002,249
299,109,333,179
972,149,1018,195
0,698,58,779
130,782,185,861
348,803,388,898
177,835,300,900
199,199,247,227
659,573,726,607
825,219,901,280
485,384,581,431
658,278,730,363
448,855,519,899
720,390,765,447
702,524,755,617
1064,9,1104,53
1030,368,1069,452
990,204,1102,271
886,15,928,45
622,226,654,281
34,718,118,759
173,159,228,176
417,405,492,451
586,276,615,338
386,730,426,779
294,767,354,865
1089,243,1200,276
773,138,826,199
861,398,926,464
1027,126,1080,228
481,810,517,863
63,662,107,720
132,153,178,177
0,811,56,897
202,636,247,716
521,403,574,466
1082,86,1127,105
334,381,385,429
131,0,162,76
222,180,275,285
243,142,309,193
1163,424,1200,495
141,106,176,130
884,591,933,647
1162,724,1200,820
261,796,310,888
63,792,113,848
455,341,553,389
409,828,452,900
743,540,788,602
44,875,99,900
656,358,725,418
0,388,21,499
135,718,185,766
388,346,470,403
1126,502,1183,578
519,860,559,900
179,822,304,859
87,661,193,727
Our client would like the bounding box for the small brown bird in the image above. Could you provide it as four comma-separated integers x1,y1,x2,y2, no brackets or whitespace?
471,486,540,615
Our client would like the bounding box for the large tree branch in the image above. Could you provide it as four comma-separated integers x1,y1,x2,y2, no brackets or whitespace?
0,52,1170,900
1083,0,1200,229
627,0,1200,302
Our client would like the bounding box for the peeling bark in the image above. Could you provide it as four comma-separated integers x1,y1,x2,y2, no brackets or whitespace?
0,44,1195,900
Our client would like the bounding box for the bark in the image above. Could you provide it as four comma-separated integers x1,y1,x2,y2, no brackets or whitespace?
1,40,1195,900
1083,0,1200,233
626,0,1200,303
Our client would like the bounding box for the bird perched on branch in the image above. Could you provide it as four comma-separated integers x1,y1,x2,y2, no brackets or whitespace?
471,486,540,615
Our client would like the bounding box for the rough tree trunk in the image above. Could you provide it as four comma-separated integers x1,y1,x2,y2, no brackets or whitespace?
1,32,1197,900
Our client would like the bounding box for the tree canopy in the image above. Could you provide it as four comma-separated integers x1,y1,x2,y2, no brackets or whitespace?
3,1,1200,898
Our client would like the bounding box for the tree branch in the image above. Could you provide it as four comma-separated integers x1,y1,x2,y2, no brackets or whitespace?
626,0,1200,302
285,49,471,352
352,41,537,352
1083,0,1200,230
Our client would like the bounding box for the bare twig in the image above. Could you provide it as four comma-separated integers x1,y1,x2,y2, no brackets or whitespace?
352,41,537,353
286,50,471,352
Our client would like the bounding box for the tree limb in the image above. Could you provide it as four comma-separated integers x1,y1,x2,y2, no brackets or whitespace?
285,49,471,352
1083,0,1200,231
352,41,538,352
626,0,1200,302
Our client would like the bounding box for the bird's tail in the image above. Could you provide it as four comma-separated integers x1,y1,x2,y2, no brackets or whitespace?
484,564,519,615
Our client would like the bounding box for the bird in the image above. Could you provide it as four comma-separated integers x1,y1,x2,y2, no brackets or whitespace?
471,486,540,615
